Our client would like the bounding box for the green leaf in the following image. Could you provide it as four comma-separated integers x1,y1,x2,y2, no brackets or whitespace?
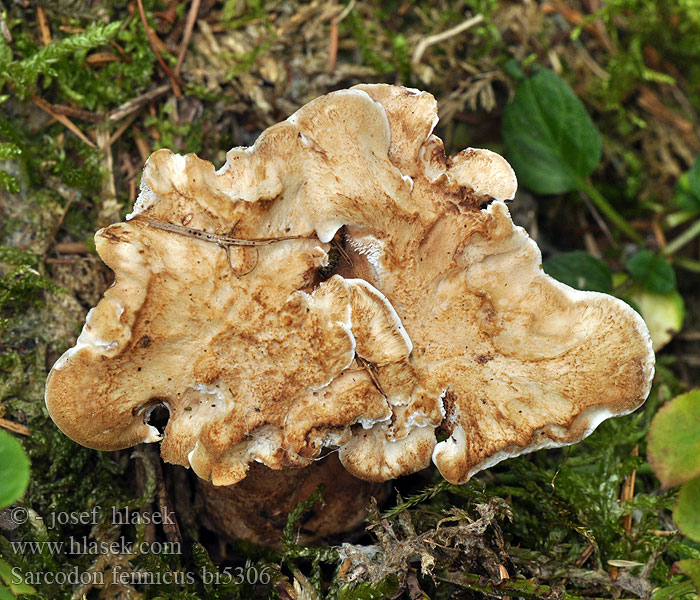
648,390,700,487
0,430,30,509
626,250,676,293
677,559,700,592
675,154,700,212
675,478,700,542
502,68,601,194
543,251,613,293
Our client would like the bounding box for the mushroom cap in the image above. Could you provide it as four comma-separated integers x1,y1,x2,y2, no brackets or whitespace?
45,84,654,486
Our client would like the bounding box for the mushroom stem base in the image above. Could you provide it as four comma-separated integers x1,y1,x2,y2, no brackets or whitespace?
199,453,390,547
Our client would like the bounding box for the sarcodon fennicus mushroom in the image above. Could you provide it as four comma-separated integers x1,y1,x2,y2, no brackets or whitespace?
45,84,655,545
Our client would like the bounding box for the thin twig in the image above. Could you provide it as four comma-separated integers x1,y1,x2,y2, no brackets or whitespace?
0,417,30,437
136,0,182,98
32,97,96,148
108,84,170,123
175,0,201,76
412,14,484,64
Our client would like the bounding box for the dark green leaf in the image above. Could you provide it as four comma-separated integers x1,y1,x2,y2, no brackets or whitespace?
648,390,700,487
675,478,700,542
543,251,613,293
675,154,700,211
502,68,601,194
626,250,676,293
0,430,30,509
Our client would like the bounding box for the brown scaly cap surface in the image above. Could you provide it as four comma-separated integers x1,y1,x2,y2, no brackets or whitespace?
45,84,655,486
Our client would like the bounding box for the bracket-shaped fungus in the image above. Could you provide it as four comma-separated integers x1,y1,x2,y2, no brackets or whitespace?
46,84,654,543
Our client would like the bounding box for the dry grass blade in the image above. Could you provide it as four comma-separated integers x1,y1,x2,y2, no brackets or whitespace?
108,84,170,123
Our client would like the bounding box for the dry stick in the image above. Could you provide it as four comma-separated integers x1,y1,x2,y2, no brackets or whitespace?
412,14,484,64
175,0,201,76
32,97,96,148
108,84,170,123
0,417,30,437
136,0,183,98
